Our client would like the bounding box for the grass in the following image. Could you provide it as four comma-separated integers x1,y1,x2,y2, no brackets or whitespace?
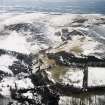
50,65,68,82
42,55,68,82
41,55,68,82
71,46,83,54
79,37,85,42
39,54,56,67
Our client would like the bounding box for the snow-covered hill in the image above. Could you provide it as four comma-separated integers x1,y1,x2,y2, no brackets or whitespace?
0,13,105,105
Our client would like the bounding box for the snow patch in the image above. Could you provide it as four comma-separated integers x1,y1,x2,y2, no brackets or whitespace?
88,67,105,86
0,77,34,96
62,68,83,88
0,55,17,75
0,31,31,54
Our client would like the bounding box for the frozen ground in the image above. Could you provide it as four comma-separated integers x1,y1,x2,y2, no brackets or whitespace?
0,12,105,105
88,67,105,87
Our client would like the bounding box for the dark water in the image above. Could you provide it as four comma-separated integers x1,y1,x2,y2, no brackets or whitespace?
0,0,105,13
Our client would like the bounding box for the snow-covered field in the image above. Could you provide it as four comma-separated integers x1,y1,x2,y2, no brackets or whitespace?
0,13,105,55
0,55,17,75
59,95,105,105
62,68,84,88
0,12,105,105
0,12,105,88
61,67,105,88
0,77,34,96
88,67,105,87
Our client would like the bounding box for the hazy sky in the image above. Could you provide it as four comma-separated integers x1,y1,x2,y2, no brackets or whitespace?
1,0,105,13
1,0,105,5
1,0,105,4
2,0,105,2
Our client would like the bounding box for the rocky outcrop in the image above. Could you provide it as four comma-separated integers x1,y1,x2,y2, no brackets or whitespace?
5,23,35,32
58,29,85,41
10,85,59,105
0,48,60,105
30,69,54,86
47,51,105,67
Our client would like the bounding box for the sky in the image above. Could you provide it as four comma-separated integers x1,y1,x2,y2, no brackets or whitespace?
1,0,105,6
1,0,105,13
2,0,105,2
1,0,105,4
